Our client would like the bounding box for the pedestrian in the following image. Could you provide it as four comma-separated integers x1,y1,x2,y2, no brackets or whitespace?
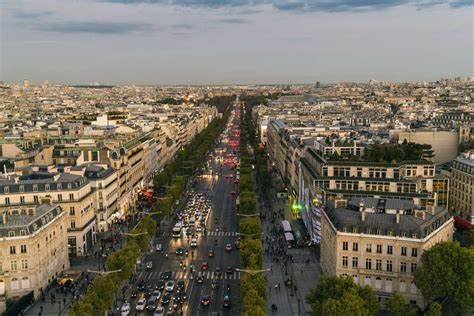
269,286,272,293
40,305,43,312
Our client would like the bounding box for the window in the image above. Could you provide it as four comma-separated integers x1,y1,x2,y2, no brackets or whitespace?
411,263,417,273
365,258,372,270
70,207,75,216
21,260,28,270
10,246,16,254
375,277,382,289
376,244,382,254
19,185,24,193
11,260,17,271
386,260,393,272
5,197,10,205
21,277,30,289
387,245,393,255
33,195,39,203
342,241,348,251
400,262,407,273
57,183,62,190
401,247,407,256
366,243,372,253
352,257,358,268
20,245,26,253
70,220,75,229
33,185,38,192
11,278,19,290
342,256,348,267
20,196,25,204
376,259,382,271
4,186,9,194
67,183,72,189
69,193,74,201
364,276,371,286
412,248,418,257
45,184,50,191
352,242,358,251
58,194,62,202
8,231,15,237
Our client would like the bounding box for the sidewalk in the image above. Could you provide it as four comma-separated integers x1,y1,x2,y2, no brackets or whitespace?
257,172,321,316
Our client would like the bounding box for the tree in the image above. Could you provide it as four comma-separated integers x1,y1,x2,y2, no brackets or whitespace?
414,241,474,310
239,217,261,237
239,191,257,215
387,294,417,316
424,302,442,316
306,275,378,316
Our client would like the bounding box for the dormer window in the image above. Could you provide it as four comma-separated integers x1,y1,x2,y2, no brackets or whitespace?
19,186,24,193
9,231,15,237
57,184,62,190
33,185,38,192
45,184,50,191
4,186,9,194
67,183,72,189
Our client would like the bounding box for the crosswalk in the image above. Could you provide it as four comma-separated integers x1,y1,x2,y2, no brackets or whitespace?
207,230,239,236
138,270,242,281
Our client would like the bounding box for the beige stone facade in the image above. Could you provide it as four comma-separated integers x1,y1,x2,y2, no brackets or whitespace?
450,155,474,224
0,203,69,306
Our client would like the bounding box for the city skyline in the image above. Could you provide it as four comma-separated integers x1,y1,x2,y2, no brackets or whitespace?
1,0,473,85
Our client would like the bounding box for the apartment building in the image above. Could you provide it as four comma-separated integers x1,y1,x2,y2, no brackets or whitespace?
0,168,96,256
0,202,69,307
320,197,453,308
72,164,119,232
450,153,474,224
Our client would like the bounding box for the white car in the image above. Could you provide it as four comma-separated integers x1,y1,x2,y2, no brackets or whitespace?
156,243,162,251
146,261,153,269
154,307,165,316
135,298,147,311
190,238,198,247
165,280,175,292
121,302,131,315
196,225,203,232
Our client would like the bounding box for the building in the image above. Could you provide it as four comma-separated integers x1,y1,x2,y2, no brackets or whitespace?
0,168,97,257
450,153,474,224
0,201,69,311
320,197,453,308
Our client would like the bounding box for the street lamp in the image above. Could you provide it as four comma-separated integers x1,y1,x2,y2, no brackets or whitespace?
87,269,122,275
237,232,263,237
235,268,270,275
122,232,148,237
236,213,260,217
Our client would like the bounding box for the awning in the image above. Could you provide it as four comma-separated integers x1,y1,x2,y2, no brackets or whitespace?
284,232,294,241
454,216,474,229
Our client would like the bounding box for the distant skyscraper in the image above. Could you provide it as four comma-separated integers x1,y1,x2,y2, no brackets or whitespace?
316,81,321,88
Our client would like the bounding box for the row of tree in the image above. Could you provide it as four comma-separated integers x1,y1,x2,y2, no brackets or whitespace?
69,215,156,315
239,104,267,316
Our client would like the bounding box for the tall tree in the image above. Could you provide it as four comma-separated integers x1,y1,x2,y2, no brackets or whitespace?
387,293,417,316
414,241,474,311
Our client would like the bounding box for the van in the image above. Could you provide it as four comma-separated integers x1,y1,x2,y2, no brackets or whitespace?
146,295,159,312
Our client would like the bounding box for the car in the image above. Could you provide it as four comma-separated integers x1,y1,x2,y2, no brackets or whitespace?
223,294,231,307
161,293,171,305
201,262,209,270
121,302,131,315
196,275,204,283
156,243,163,251
201,295,211,306
231,191,236,195
196,225,203,232
146,261,153,269
135,298,147,311
175,248,184,255
156,280,165,291
208,250,215,257
137,280,146,291
225,244,233,252
154,306,165,316
145,286,154,298
146,296,159,312
161,271,172,280
165,280,175,292
177,280,185,290
176,288,187,301
226,266,233,274
190,238,197,247
130,289,139,298
234,179,240,184
215,267,222,277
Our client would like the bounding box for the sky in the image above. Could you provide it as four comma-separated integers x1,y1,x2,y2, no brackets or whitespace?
0,0,473,85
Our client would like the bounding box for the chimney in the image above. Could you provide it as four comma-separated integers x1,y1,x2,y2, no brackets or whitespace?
361,207,366,222
396,210,401,224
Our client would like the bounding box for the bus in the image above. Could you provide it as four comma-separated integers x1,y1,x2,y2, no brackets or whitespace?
172,222,183,238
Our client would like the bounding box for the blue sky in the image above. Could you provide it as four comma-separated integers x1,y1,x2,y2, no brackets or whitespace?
0,0,472,85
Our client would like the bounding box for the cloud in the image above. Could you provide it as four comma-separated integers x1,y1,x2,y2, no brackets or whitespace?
14,10,54,19
38,21,153,34
217,17,249,23
98,0,473,12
